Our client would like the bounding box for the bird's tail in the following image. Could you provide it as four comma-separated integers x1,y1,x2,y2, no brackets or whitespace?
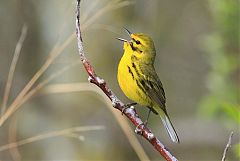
159,112,179,143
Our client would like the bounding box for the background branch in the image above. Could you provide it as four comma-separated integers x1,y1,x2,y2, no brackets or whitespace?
75,0,178,160
1,24,28,115
0,125,104,152
221,131,234,161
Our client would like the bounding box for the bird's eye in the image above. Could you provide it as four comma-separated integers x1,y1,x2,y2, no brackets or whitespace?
136,40,141,44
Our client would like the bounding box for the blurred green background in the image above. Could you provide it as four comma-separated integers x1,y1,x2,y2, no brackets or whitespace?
0,0,239,161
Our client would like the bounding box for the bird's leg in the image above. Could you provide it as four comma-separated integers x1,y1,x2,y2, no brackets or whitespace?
144,108,151,126
135,109,152,135
121,102,137,115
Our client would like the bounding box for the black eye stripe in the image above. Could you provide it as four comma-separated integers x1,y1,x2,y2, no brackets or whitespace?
132,38,141,45
136,40,141,44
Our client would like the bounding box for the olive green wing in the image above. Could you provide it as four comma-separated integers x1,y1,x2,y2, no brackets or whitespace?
139,65,167,113
139,64,180,143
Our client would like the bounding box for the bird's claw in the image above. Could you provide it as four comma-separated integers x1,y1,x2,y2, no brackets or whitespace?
135,121,148,135
135,123,144,135
121,106,127,115
121,102,137,115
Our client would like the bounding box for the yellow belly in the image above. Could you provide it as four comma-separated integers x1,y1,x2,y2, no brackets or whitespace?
117,57,150,106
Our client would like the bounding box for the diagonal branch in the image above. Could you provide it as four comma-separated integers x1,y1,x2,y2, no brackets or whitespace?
75,0,178,160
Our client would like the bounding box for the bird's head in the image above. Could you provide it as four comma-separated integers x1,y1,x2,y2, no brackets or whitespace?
117,28,156,60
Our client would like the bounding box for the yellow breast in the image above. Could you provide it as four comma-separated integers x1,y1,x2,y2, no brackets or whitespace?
117,53,150,106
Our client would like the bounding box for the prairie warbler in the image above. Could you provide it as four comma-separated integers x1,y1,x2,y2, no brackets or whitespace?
117,28,179,143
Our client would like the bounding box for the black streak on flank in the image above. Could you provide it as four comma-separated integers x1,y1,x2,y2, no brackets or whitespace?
136,80,146,93
140,80,148,90
131,55,138,62
132,63,140,77
127,66,134,80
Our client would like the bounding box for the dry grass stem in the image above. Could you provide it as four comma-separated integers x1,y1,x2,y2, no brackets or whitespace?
12,60,81,113
0,33,76,127
0,125,104,152
8,117,21,161
1,24,28,115
40,83,150,161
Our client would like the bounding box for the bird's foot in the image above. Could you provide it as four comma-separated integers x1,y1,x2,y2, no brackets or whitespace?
135,120,148,135
135,109,151,135
121,102,137,115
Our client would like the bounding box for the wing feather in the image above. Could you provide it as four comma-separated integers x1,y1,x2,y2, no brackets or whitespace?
139,64,167,113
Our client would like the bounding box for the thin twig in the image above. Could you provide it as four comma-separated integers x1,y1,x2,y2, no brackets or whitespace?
75,0,178,160
221,131,234,161
0,125,104,152
1,24,28,115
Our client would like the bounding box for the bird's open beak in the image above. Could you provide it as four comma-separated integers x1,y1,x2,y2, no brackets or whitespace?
116,28,133,43
124,27,132,37
116,38,128,42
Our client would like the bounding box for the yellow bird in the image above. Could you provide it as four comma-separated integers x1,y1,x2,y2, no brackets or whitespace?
117,28,179,143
